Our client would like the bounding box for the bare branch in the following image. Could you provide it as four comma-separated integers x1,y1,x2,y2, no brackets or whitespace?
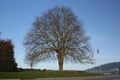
24,6,92,71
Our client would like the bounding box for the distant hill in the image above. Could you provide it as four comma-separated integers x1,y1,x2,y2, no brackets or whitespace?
86,62,120,73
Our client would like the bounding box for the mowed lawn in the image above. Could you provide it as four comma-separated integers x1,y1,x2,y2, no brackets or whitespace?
0,71,102,79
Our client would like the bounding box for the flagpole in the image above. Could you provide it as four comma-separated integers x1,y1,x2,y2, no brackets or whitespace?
0,32,1,40
97,49,102,73
92,52,94,73
99,63,102,73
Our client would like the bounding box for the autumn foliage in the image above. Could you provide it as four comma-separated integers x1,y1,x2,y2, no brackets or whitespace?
0,39,18,72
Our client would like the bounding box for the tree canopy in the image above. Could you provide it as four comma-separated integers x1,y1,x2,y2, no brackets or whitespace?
24,6,92,71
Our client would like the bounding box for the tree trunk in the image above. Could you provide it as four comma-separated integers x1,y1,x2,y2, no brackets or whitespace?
30,60,33,69
58,59,63,71
58,52,64,71
30,63,32,69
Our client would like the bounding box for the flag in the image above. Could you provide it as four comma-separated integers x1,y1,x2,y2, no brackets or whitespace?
97,49,99,54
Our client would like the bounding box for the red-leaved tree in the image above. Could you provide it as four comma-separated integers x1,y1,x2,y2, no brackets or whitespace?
0,39,18,72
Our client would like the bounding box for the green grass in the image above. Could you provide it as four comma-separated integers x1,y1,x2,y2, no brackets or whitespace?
0,71,102,79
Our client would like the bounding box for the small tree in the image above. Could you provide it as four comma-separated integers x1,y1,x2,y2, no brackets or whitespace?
24,52,39,69
24,6,92,71
0,39,18,72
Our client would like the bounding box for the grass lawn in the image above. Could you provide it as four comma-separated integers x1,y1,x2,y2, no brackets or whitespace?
0,71,102,79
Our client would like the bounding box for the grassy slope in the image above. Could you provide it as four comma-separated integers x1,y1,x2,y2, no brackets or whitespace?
0,71,102,79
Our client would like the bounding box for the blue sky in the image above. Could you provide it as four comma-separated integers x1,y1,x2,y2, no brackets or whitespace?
0,0,120,70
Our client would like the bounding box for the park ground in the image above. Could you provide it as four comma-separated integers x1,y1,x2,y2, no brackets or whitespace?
0,71,102,79
1,75,120,80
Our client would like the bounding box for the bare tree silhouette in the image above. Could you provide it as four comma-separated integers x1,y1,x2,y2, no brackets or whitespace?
24,6,92,71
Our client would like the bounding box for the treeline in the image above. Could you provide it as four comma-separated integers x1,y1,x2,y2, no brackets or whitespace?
18,68,86,73
18,68,45,72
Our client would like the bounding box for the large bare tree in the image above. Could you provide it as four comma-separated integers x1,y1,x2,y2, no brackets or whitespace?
24,6,92,71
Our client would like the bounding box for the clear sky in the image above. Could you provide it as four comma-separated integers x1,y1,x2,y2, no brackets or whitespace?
0,0,120,70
